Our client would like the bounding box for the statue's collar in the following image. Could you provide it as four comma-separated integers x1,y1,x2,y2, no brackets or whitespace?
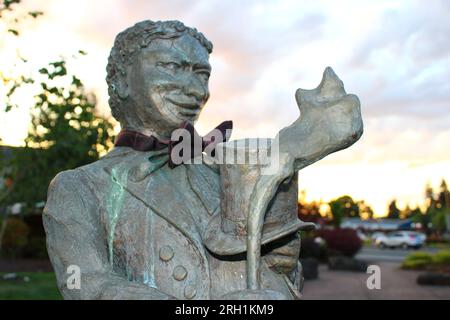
103,146,169,181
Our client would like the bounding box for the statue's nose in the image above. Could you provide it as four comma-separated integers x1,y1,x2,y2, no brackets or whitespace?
183,76,208,101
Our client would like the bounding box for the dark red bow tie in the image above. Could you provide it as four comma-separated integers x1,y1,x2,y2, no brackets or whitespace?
114,120,233,168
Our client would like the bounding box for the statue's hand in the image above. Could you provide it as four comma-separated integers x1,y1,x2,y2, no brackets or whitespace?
277,67,363,171
263,233,300,275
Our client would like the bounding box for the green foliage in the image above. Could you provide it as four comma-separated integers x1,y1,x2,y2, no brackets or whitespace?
0,0,41,22
28,10,43,18
358,200,374,220
28,58,114,155
406,252,433,261
402,259,432,270
432,251,450,265
22,236,48,259
418,179,450,233
402,251,450,270
2,75,34,112
1,0,21,13
1,1,114,206
328,195,360,227
387,199,400,219
409,208,424,222
430,208,449,233
0,217,29,258
5,58,114,206
401,252,433,270
7,28,18,35
438,180,450,208
1,0,42,111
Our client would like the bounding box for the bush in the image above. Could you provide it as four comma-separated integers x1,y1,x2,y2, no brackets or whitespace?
407,252,434,261
315,228,362,257
300,237,327,261
0,218,30,258
401,251,450,270
432,251,450,265
417,273,450,286
402,252,433,270
22,236,48,259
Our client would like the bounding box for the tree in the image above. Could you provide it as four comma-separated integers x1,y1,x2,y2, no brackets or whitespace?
5,58,114,206
424,182,436,210
358,200,374,220
1,2,114,207
328,195,360,227
386,200,400,219
400,204,412,220
298,199,322,223
437,179,450,209
430,208,448,233
431,180,450,233
1,0,43,112
421,180,450,234
409,207,423,223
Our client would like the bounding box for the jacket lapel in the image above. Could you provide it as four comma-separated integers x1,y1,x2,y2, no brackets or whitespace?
102,149,207,258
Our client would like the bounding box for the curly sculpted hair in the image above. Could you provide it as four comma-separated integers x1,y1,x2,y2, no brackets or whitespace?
106,20,213,125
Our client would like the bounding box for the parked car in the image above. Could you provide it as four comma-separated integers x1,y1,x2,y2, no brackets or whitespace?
357,230,368,241
375,231,425,249
371,232,385,243
409,231,427,243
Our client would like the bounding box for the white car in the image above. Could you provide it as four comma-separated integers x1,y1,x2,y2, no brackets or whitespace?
357,230,368,241
371,232,385,243
375,231,425,249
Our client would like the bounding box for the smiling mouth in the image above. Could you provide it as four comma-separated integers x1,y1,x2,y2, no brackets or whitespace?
166,97,201,116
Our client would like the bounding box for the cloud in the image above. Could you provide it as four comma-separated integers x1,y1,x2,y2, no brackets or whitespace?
3,0,450,213
344,0,450,121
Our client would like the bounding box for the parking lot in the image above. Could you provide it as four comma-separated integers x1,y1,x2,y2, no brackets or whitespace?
302,246,450,300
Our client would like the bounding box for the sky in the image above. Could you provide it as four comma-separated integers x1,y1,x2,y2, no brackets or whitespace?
1,0,449,216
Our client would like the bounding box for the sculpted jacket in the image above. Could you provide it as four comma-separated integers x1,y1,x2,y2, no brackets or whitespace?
43,147,302,299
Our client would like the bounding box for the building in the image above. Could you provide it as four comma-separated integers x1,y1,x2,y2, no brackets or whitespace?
341,217,416,232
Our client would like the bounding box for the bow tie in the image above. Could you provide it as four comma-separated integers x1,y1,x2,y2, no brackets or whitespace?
114,120,233,168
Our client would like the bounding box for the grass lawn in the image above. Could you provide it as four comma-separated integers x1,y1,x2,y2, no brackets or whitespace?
0,272,62,300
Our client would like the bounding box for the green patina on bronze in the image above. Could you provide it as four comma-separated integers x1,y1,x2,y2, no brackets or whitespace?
106,164,129,268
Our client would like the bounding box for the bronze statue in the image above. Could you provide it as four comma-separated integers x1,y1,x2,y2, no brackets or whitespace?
43,20,363,300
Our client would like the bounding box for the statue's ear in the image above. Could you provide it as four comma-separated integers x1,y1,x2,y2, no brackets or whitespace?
115,78,129,100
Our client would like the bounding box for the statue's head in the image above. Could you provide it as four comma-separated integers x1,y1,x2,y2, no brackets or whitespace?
106,20,213,138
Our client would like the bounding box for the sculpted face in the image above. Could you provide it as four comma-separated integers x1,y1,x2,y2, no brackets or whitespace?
126,34,211,138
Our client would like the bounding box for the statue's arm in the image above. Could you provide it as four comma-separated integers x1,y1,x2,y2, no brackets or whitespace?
43,171,174,300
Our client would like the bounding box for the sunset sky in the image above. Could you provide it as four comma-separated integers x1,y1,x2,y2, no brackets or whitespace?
1,0,449,216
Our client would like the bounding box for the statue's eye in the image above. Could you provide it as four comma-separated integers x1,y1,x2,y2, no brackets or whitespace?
165,62,181,70
157,62,181,71
197,71,210,82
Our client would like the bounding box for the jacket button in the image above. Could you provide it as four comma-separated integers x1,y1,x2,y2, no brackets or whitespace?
173,265,188,281
159,246,174,261
184,285,197,299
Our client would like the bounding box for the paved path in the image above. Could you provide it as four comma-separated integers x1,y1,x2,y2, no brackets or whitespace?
303,262,450,300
